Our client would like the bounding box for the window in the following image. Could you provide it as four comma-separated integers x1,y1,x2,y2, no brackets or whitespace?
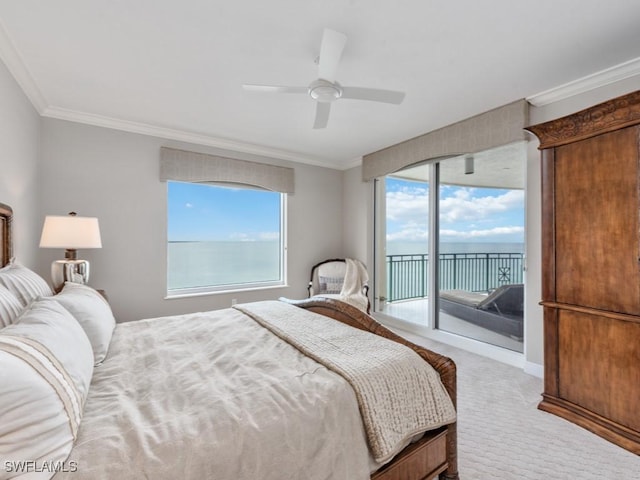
167,181,286,295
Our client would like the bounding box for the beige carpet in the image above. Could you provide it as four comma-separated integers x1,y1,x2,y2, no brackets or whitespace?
395,330,639,479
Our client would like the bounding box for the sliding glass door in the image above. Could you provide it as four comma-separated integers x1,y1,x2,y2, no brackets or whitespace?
437,147,525,351
374,144,525,352
375,164,430,323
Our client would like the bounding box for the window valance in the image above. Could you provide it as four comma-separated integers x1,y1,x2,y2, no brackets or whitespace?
362,99,529,180
160,147,295,194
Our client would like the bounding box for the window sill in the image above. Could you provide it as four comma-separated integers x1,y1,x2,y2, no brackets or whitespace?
164,283,289,300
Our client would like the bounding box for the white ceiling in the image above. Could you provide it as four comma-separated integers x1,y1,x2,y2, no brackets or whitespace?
394,142,527,190
2,0,640,169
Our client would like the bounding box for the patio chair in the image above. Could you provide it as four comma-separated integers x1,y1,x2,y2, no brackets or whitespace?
439,283,524,339
308,258,370,313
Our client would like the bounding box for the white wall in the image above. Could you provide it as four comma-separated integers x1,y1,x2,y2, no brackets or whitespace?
523,137,543,368
342,165,370,262
38,118,344,322
0,59,41,267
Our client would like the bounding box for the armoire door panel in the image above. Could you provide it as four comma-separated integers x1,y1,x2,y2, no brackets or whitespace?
558,309,640,432
554,126,640,315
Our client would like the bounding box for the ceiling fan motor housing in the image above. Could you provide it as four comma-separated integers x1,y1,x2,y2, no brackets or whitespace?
309,79,343,102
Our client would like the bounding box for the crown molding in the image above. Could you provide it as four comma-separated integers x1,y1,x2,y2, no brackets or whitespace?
527,56,640,107
0,20,350,170
343,156,364,170
0,19,47,112
41,106,351,169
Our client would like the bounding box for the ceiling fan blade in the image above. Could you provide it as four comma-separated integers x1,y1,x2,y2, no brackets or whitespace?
341,86,406,104
243,84,308,94
313,102,331,129
317,28,347,83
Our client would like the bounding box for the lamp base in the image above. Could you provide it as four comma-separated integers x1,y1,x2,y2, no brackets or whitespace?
51,259,90,293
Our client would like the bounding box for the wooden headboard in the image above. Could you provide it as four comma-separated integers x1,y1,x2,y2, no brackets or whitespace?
0,202,13,267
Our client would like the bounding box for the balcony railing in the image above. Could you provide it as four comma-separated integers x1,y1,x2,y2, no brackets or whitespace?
386,252,524,302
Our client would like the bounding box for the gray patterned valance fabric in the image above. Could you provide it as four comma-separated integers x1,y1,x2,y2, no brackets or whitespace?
160,147,295,193
362,99,529,180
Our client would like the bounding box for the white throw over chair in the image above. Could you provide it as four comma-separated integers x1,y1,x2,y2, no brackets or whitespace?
308,258,370,313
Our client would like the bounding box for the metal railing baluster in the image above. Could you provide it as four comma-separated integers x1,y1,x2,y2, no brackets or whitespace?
385,252,524,302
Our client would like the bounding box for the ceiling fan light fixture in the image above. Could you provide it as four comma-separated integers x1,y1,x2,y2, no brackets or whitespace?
243,28,405,128
308,79,342,103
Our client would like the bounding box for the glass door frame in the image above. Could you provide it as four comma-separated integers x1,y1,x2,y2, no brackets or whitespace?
373,160,441,330
373,156,525,353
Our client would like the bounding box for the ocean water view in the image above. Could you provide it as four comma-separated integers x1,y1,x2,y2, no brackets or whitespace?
168,240,523,291
168,241,281,290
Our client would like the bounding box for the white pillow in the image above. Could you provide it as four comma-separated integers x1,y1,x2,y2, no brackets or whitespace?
54,282,116,365
0,284,24,327
0,261,53,307
0,298,93,478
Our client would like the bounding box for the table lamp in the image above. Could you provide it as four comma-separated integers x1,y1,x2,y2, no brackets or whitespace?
39,212,102,292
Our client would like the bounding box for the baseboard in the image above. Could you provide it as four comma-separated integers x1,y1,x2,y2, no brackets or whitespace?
524,361,544,378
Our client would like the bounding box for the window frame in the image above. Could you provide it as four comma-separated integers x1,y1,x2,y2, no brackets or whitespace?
165,181,288,298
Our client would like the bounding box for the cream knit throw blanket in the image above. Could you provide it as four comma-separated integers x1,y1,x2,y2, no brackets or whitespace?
234,301,456,463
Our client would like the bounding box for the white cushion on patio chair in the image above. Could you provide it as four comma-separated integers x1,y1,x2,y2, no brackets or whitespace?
308,258,370,313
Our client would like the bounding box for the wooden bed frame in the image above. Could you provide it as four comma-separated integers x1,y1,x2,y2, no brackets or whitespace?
0,201,458,480
0,202,12,266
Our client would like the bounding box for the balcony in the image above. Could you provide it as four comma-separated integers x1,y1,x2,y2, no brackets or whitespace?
386,252,524,302
383,252,525,352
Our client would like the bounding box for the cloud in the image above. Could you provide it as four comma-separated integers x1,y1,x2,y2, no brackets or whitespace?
229,232,253,241
440,189,524,223
386,185,429,223
387,224,428,242
185,202,193,208
385,184,524,242
258,232,280,241
440,226,525,239
228,231,280,241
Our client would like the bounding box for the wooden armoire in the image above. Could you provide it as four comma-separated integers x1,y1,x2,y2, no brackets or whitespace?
527,91,640,455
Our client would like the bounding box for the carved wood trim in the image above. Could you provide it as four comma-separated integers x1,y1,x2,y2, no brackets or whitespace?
526,90,640,149
542,306,559,397
540,301,640,325
540,149,556,302
539,395,640,455
0,202,13,267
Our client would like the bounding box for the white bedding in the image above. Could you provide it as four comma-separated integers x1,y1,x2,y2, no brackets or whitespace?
54,306,373,480
236,301,456,463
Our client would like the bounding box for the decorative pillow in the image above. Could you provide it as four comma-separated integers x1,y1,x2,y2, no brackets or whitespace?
0,261,53,307
54,282,116,365
0,298,93,476
318,276,344,294
0,284,24,327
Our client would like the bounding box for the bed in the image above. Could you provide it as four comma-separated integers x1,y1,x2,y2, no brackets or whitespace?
0,201,459,480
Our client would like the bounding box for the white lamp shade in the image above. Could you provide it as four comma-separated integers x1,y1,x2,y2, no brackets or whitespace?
40,215,102,249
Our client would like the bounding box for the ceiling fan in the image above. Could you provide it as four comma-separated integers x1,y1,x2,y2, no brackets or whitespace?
242,28,406,129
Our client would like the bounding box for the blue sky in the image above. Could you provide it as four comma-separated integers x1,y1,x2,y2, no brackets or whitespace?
168,178,523,244
386,177,524,244
168,181,281,241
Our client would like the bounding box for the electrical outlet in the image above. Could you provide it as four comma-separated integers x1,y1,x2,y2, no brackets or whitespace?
231,298,237,306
